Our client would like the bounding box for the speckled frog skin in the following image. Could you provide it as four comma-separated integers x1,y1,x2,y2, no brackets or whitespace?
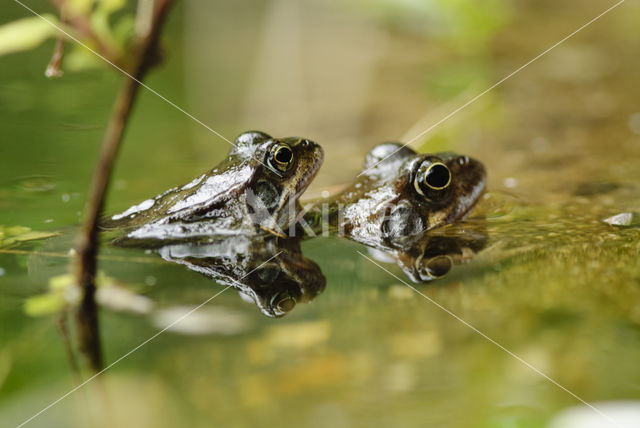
303,143,486,248
102,131,323,245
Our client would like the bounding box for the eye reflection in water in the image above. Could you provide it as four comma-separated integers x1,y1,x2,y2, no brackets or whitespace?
365,223,488,284
153,235,325,317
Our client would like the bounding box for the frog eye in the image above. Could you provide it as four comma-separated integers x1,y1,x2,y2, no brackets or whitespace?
414,160,452,200
270,291,297,315
413,254,452,282
267,143,294,174
275,296,296,313
421,255,452,279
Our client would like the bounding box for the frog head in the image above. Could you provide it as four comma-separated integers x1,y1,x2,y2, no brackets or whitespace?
338,143,486,248
232,131,324,236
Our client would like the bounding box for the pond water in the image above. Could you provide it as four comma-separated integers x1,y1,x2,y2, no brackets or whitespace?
1,0,640,427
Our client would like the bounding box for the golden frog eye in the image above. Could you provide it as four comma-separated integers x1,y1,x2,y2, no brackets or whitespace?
414,161,452,200
423,255,453,279
275,296,296,313
268,143,294,173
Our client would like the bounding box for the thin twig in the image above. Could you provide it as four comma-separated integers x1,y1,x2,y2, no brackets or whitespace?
48,0,122,64
73,0,176,372
45,5,65,77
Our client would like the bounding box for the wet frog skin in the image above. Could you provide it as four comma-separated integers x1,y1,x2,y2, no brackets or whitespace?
157,235,325,317
303,142,486,248
102,131,323,245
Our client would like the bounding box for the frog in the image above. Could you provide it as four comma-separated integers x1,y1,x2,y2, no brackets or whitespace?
101,131,323,245
301,142,486,249
368,221,487,283
157,235,325,317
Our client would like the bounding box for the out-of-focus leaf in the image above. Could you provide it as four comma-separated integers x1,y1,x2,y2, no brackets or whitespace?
151,306,251,336
66,0,96,16
24,292,66,316
91,0,129,58
113,14,135,47
97,285,154,314
49,273,75,292
0,226,30,237
0,225,59,248
24,273,80,316
25,272,154,317
97,0,127,15
91,10,119,55
65,44,103,71
365,0,509,51
0,15,60,56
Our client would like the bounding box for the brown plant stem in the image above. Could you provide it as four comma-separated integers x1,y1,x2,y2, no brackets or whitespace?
73,0,175,372
45,7,66,78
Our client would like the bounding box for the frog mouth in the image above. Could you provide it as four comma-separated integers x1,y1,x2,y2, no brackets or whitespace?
457,175,487,221
284,145,324,202
295,143,325,195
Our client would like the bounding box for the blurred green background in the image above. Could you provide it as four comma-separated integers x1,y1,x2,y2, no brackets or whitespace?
1,0,640,427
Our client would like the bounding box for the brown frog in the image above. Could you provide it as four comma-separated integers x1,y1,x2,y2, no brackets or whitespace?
102,131,323,245
303,142,487,249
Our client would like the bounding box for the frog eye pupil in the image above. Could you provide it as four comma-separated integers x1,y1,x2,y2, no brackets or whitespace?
414,161,452,200
275,146,293,164
268,144,294,174
424,164,451,189
276,296,296,313
423,255,452,278
270,292,297,315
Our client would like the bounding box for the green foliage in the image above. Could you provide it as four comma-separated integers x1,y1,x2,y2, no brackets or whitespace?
0,225,59,248
433,0,511,52
24,272,153,317
0,15,60,56
426,60,488,99
66,0,96,16
0,0,135,73
64,43,104,71
366,0,511,50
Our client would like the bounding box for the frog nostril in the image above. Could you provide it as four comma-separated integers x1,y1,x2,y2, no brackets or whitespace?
458,156,469,166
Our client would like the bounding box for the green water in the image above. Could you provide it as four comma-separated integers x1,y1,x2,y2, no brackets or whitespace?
1,0,640,427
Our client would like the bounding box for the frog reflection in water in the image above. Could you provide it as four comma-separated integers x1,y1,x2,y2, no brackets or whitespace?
368,223,488,283
102,131,323,245
303,143,487,249
158,236,325,317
